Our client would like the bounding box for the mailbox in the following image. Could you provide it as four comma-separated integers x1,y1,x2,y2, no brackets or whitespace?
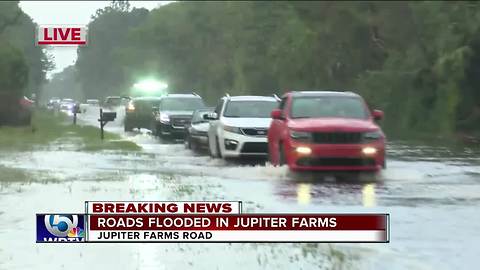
101,112,117,121
72,104,81,125
74,104,81,114
98,109,117,140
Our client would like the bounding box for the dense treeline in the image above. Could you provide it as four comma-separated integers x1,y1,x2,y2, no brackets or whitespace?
0,1,52,99
42,65,84,102
76,1,148,100
73,1,480,138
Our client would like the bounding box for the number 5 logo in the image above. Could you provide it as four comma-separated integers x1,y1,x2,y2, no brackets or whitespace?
44,215,78,237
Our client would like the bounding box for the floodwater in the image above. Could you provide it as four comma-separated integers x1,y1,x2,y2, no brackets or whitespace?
0,107,479,270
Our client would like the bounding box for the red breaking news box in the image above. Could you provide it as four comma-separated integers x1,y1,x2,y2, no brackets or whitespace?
86,213,389,243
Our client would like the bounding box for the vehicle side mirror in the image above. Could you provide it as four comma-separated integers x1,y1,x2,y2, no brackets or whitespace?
372,109,384,121
271,109,284,120
204,112,218,120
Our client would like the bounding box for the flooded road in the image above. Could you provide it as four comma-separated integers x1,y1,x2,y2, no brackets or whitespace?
0,109,479,270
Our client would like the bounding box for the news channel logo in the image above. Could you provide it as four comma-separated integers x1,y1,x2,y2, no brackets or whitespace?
36,214,85,242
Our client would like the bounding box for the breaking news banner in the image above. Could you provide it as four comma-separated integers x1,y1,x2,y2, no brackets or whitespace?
36,201,389,243
85,201,242,214
87,214,388,243
36,25,88,46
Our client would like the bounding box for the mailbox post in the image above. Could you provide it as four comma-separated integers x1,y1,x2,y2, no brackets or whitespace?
73,103,80,125
98,108,117,140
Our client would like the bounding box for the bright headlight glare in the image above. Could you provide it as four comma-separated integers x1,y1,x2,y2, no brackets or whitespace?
296,146,312,155
127,102,135,111
159,112,170,123
362,147,377,155
133,79,168,93
223,125,242,134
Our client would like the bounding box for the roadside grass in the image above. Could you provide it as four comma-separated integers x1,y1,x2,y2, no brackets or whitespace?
0,165,28,183
0,110,140,151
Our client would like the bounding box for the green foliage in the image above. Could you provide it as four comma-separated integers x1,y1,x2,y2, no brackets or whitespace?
76,3,149,100
0,42,28,97
0,1,51,98
40,65,83,102
72,1,480,137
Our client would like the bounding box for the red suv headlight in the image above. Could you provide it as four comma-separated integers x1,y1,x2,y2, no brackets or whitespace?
362,131,382,142
290,130,312,142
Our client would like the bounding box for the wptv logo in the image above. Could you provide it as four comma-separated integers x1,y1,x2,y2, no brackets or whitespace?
36,214,85,242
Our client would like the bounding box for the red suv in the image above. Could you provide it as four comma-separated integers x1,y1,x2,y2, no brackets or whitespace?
268,91,386,171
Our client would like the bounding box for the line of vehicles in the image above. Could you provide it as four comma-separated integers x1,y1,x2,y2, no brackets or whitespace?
123,91,386,172
47,96,129,115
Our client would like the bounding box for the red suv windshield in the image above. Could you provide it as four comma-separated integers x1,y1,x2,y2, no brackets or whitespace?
291,96,369,119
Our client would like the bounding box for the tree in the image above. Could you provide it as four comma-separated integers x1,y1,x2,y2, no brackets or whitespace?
0,42,28,97
0,1,49,98
72,1,480,137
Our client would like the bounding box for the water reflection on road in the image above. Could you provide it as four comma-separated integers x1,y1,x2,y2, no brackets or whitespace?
0,110,479,270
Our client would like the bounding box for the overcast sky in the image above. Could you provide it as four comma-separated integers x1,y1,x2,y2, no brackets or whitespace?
19,1,169,77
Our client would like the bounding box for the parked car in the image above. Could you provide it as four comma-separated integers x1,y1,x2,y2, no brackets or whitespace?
18,96,34,125
0,93,33,126
206,95,279,158
120,96,132,106
87,99,99,106
59,98,76,114
151,93,205,139
47,97,61,110
268,91,386,171
80,99,99,113
124,96,162,132
185,108,214,150
103,96,125,110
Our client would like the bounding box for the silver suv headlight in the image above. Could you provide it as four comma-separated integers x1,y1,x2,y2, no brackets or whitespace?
223,125,242,134
290,130,312,142
159,112,170,123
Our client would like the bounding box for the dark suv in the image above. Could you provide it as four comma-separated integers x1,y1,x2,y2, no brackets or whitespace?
152,93,205,138
124,96,162,132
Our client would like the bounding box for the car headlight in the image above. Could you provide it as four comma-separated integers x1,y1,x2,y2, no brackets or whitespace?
290,130,312,142
223,125,242,134
363,131,382,142
127,102,135,111
159,112,170,123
